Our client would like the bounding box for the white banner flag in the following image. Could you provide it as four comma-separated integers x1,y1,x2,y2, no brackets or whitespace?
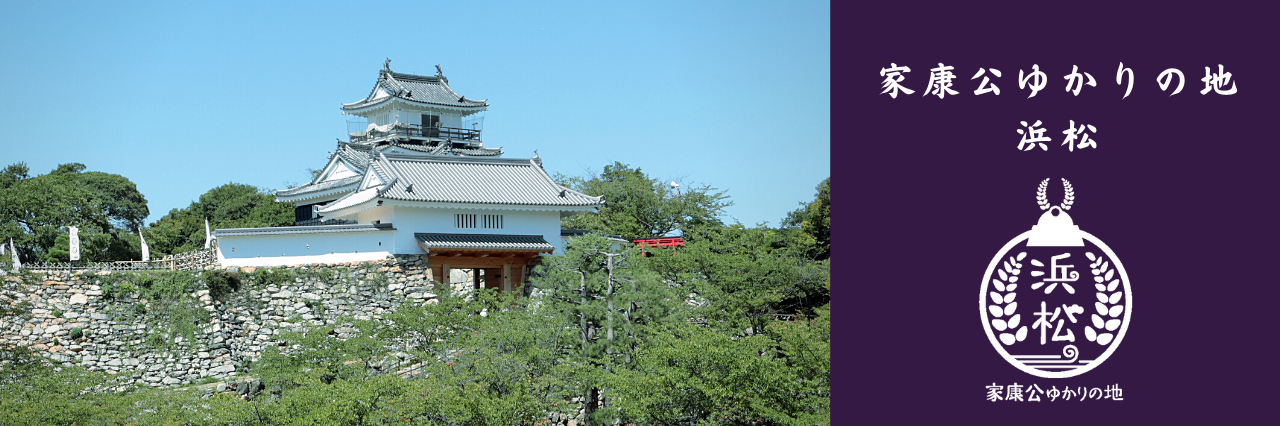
205,218,212,249
69,226,80,261
10,239,18,271
140,230,150,262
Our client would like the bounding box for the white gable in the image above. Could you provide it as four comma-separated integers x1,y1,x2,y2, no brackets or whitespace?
360,168,384,190
325,161,358,181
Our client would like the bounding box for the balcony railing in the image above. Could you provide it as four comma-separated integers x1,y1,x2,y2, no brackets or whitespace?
350,123,481,144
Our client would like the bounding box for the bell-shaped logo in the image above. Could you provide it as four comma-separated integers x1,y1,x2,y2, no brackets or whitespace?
980,178,1132,378
1027,207,1083,247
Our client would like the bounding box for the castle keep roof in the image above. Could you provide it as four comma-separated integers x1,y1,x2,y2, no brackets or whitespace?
341,62,488,113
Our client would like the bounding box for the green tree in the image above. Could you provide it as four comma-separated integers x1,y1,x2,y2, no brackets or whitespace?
252,290,566,426
0,162,149,263
612,319,829,426
531,234,682,425
783,177,831,260
764,301,831,425
146,183,293,256
647,223,829,335
255,319,392,390
802,178,831,259
382,290,567,425
559,162,731,239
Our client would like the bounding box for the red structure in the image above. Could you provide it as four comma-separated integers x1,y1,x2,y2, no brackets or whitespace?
633,237,685,256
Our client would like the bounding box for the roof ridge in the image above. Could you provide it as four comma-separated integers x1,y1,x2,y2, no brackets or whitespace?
338,141,373,151
275,175,362,197
373,151,402,196
376,152,401,177
389,70,445,83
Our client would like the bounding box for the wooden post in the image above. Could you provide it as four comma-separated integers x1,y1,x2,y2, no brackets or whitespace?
442,264,451,292
502,263,512,293
473,268,481,289
520,264,528,291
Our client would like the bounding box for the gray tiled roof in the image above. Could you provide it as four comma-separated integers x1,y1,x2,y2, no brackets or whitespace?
342,67,488,111
336,143,373,170
369,159,396,184
415,233,554,252
378,155,602,206
450,146,504,156
276,175,362,196
317,187,380,215
390,141,503,157
215,223,394,237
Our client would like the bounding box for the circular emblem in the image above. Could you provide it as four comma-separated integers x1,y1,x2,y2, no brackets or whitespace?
980,178,1132,378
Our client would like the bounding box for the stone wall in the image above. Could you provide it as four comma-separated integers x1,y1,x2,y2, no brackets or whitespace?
0,255,438,389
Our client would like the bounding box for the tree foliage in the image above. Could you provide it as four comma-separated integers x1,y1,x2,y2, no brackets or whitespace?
382,290,568,425
650,223,831,334
559,162,731,239
613,314,830,426
252,290,569,425
783,177,831,260
0,162,148,263
146,183,293,257
802,178,831,259
531,234,683,424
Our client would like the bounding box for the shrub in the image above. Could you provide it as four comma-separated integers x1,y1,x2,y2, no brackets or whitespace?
305,300,326,316
254,268,295,287
204,270,240,300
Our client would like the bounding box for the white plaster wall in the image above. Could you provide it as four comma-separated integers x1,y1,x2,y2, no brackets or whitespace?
356,206,395,227
359,104,475,129
386,206,563,254
218,231,394,261
400,110,420,126
220,252,391,267
441,113,462,129
355,205,394,250
389,106,462,128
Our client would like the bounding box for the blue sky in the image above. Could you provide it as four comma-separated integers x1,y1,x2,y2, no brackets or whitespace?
0,1,829,229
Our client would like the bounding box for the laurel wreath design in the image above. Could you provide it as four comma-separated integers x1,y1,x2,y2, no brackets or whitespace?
989,252,1029,346
1060,178,1075,211
1035,178,1075,211
1036,179,1051,210
1084,252,1122,346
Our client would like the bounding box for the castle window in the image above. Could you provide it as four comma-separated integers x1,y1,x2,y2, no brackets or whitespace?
456,214,476,228
422,114,441,137
482,214,503,229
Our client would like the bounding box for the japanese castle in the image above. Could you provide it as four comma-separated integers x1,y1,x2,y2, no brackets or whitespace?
213,60,604,290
